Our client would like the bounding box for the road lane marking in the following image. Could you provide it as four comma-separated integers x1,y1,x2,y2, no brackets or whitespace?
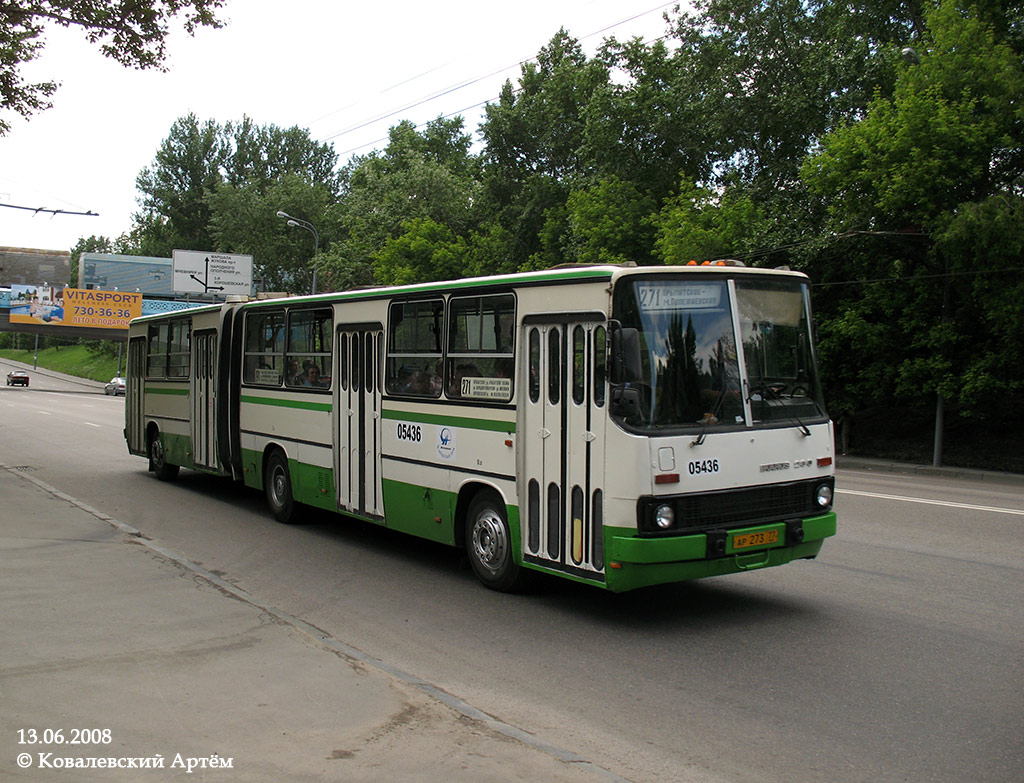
837,488,1024,517
84,422,102,428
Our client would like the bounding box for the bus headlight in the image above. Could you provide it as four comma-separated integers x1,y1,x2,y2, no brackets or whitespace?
815,483,833,508
654,504,675,529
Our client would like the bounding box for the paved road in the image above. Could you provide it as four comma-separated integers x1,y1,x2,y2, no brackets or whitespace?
2,375,1022,782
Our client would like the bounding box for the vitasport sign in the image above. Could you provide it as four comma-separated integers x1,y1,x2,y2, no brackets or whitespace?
172,250,253,296
8,285,142,330
63,288,142,329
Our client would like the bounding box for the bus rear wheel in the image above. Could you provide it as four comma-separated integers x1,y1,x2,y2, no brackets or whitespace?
465,490,529,592
149,432,179,482
265,450,297,524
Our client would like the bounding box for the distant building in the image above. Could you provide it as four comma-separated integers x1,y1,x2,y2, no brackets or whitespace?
79,252,175,297
0,247,71,286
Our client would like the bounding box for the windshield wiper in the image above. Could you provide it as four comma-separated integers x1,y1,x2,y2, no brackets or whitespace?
747,381,812,437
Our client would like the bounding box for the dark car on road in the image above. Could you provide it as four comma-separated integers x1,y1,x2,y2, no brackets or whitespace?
6,370,29,387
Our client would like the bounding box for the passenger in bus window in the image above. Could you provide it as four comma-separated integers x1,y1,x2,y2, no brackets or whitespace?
303,365,327,388
427,363,442,395
287,359,302,386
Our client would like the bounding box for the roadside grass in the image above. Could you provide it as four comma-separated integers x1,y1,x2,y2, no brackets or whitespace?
0,345,122,383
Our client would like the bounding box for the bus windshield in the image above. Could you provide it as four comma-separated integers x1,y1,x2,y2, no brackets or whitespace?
613,276,826,431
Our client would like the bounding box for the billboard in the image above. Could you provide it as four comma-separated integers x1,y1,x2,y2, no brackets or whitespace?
8,285,142,330
172,250,253,296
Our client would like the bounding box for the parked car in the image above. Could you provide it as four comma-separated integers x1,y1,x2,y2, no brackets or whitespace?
104,376,126,396
6,370,29,387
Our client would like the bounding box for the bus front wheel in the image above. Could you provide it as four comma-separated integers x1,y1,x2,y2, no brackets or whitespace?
265,450,296,524
465,491,529,592
149,433,179,482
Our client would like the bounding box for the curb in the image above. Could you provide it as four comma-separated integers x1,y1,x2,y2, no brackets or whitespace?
837,455,1024,486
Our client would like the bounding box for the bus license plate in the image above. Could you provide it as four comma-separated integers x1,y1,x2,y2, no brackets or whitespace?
732,530,779,550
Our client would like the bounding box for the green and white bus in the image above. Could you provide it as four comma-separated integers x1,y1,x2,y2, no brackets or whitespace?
124,263,836,592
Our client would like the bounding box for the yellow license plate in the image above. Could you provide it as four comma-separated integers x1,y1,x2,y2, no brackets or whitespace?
732,529,779,550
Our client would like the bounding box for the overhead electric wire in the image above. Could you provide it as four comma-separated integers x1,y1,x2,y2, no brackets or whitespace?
321,60,525,143
319,2,678,154
306,61,455,128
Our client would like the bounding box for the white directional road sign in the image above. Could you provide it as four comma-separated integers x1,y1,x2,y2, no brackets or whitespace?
172,250,253,296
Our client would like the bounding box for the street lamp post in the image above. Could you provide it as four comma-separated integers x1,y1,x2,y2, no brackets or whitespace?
276,210,320,295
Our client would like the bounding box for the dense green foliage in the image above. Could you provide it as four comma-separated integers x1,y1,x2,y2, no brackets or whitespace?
78,0,1024,444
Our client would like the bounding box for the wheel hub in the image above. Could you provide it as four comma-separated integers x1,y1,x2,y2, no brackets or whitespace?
271,469,286,504
471,511,508,573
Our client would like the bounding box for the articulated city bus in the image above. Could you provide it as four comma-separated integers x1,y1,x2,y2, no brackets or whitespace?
124,264,836,592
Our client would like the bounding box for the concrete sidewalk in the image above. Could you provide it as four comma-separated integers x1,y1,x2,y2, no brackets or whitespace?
0,466,627,782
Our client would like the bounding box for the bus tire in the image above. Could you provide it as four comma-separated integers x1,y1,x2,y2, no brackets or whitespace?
265,450,297,524
465,490,529,592
149,432,179,482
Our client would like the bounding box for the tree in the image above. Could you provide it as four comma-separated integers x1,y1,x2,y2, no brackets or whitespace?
133,113,227,256
372,218,467,286
928,194,1024,409
566,176,657,265
208,173,335,294
588,36,711,198
482,30,607,181
0,0,224,134
479,30,609,269
801,0,1024,447
321,117,480,288
651,180,765,264
802,1,1023,231
130,114,342,292
668,0,920,190
224,116,342,195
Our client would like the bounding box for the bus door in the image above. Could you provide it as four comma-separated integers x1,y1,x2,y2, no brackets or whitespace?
337,324,384,519
126,336,147,455
520,316,607,580
190,329,218,470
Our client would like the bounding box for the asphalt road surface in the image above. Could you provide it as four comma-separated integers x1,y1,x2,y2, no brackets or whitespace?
2,361,1022,783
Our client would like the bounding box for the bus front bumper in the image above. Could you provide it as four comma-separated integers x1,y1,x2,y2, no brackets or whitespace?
602,512,837,593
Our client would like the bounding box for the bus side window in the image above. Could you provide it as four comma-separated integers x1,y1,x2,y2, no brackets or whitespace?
147,322,168,378
572,325,585,405
548,328,560,404
340,334,348,391
446,293,515,401
529,328,540,403
285,308,332,389
243,309,285,386
594,326,606,407
166,319,191,378
385,299,444,398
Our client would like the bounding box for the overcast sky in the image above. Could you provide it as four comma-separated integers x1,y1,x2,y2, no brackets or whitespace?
0,0,678,255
